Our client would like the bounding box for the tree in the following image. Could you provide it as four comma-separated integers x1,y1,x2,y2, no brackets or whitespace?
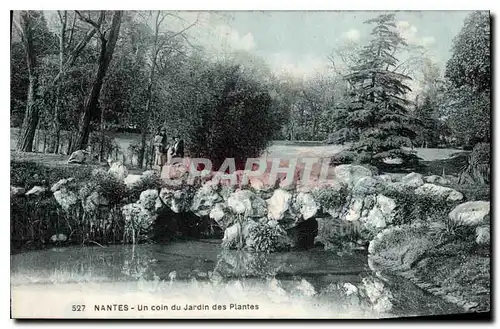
444,11,490,146
331,13,418,166
15,11,51,152
72,11,123,152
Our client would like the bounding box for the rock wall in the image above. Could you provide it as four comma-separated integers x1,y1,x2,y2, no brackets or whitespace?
11,164,489,253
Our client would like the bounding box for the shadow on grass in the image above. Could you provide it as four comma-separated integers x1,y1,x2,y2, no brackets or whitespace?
378,151,470,176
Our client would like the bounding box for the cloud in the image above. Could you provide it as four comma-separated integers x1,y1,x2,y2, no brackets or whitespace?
342,29,361,42
396,20,436,47
266,53,332,79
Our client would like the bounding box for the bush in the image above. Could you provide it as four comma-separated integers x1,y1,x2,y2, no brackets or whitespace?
11,161,93,189
379,185,461,226
312,185,349,213
126,172,164,202
459,143,490,184
247,223,291,253
181,64,283,170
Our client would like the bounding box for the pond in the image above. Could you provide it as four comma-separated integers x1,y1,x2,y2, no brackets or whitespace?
10,240,465,319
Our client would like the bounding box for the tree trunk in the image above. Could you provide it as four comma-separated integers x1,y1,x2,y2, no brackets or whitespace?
137,11,161,168
72,11,122,152
99,105,105,162
51,11,67,154
16,11,40,152
138,128,147,169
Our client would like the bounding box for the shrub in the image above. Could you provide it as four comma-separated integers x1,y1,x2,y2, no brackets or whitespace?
126,172,164,202
180,64,283,170
459,143,491,184
11,161,93,189
379,185,461,225
312,185,349,213
247,223,291,253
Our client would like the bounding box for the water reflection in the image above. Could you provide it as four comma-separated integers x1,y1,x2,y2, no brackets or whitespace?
11,241,463,318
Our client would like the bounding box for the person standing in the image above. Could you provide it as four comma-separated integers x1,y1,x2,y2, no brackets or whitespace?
171,135,184,158
153,128,167,169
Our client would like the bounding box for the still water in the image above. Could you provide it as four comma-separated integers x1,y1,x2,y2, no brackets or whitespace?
10,240,464,319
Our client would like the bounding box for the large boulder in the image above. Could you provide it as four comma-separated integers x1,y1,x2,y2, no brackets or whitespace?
295,192,319,220
448,201,490,226
227,189,267,218
190,181,222,217
401,172,424,188
159,187,191,213
222,220,258,249
122,203,157,233
424,175,451,185
333,165,373,187
161,163,189,182
51,178,75,193
138,189,159,211
108,161,128,181
82,191,109,214
414,183,464,202
25,185,47,196
53,188,79,211
353,176,380,196
362,194,397,232
209,203,235,230
124,174,143,188
266,189,293,221
67,150,93,164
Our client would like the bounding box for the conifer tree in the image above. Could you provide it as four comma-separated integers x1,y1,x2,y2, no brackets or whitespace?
333,14,419,166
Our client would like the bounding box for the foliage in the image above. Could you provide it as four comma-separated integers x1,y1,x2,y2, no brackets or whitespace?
10,160,93,189
443,11,491,145
179,63,283,170
331,14,419,167
380,185,460,226
312,185,350,212
247,222,291,253
459,142,491,184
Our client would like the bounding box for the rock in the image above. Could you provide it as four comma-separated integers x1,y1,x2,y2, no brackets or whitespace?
227,189,267,218
362,194,397,232
108,161,128,181
53,189,79,211
267,189,292,221
343,282,358,296
50,233,67,243
209,203,235,230
376,174,393,183
385,182,408,193
345,198,363,222
138,189,159,211
401,172,424,188
83,191,109,213
50,178,75,193
190,181,222,217
415,183,464,202
296,192,318,220
122,203,157,232
124,174,143,188
67,150,93,164
425,175,450,185
10,186,26,196
333,164,373,187
222,220,258,248
159,187,190,213
295,278,316,296
353,176,380,196
449,201,490,226
25,186,47,196
475,225,490,245
161,163,189,182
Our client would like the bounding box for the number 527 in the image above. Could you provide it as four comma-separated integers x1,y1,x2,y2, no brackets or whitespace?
72,305,86,312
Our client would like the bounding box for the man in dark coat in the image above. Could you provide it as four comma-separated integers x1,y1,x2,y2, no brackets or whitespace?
171,135,184,158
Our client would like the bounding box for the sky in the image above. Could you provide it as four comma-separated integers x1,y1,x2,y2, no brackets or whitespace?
175,10,475,80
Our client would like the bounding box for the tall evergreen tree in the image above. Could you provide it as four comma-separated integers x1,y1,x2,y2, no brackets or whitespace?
332,14,418,166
